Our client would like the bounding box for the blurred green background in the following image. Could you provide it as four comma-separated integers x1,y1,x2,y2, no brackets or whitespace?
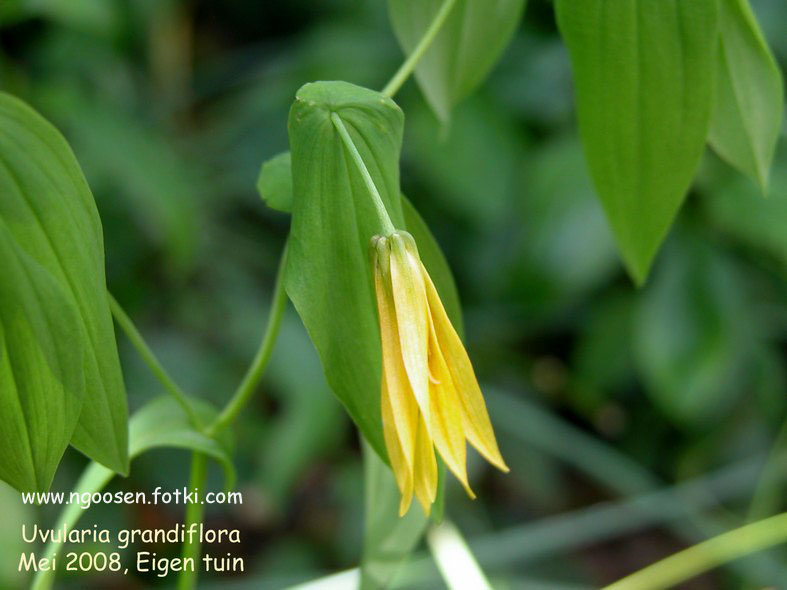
1,1,787,588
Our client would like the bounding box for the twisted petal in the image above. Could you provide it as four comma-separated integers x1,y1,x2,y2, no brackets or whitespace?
412,412,437,515
427,309,474,498
375,262,418,474
381,370,414,516
389,233,430,426
421,262,509,473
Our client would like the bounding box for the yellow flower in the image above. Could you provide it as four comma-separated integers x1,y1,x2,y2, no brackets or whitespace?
372,230,508,516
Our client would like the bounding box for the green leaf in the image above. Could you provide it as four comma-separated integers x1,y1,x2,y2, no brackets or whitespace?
388,0,526,122
0,228,84,492
360,439,428,590
257,151,294,212
555,0,718,284
708,0,784,190
128,397,235,487
285,81,406,461
0,93,129,475
31,396,234,590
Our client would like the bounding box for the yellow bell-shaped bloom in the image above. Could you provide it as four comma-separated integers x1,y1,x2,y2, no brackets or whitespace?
372,230,508,516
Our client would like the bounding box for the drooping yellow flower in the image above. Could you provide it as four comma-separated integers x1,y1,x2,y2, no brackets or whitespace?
372,230,508,516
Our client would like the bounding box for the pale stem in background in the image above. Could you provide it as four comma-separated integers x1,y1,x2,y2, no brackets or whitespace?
602,511,787,590
426,520,493,590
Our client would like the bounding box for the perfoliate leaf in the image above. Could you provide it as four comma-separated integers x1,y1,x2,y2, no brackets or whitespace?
556,0,718,284
708,0,784,190
257,151,293,213
0,229,84,492
0,93,128,476
286,81,406,461
286,81,467,464
388,0,526,122
286,83,462,576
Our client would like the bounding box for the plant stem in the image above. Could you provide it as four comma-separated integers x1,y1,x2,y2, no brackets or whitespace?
177,453,208,590
208,242,288,436
427,520,492,590
330,113,396,236
109,293,202,428
175,244,288,590
602,511,787,590
381,0,458,98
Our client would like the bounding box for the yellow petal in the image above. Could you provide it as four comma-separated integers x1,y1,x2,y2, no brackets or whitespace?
428,309,475,499
389,233,431,426
422,262,509,473
412,412,437,515
382,370,414,516
375,261,418,473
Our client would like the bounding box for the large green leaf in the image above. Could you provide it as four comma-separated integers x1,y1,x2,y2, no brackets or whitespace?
32,396,234,590
285,81,466,459
286,84,464,577
555,0,718,284
387,0,526,122
708,0,784,190
286,81,406,460
0,93,128,475
0,228,84,492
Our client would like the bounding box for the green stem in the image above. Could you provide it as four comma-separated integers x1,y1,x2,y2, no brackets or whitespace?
602,511,787,590
207,243,288,437
175,243,287,590
381,0,458,98
331,113,396,236
109,293,202,429
177,453,208,590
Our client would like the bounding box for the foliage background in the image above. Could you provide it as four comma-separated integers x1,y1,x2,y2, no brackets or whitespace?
1,0,786,588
